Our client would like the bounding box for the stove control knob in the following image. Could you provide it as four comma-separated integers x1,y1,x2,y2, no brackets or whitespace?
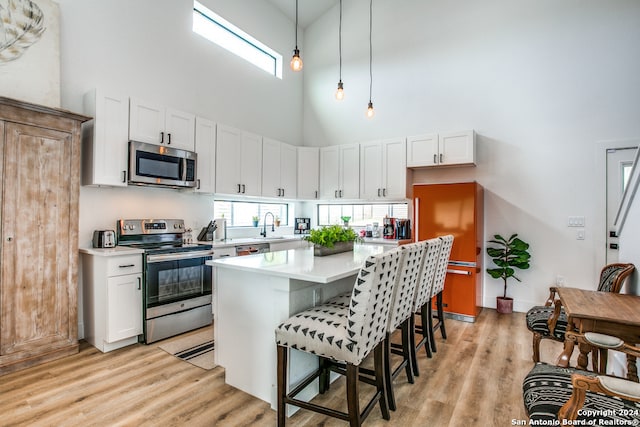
174,224,179,229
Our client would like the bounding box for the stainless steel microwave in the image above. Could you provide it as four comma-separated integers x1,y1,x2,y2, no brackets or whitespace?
128,140,197,188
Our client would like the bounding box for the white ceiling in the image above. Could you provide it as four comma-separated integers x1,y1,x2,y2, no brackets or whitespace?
266,0,339,29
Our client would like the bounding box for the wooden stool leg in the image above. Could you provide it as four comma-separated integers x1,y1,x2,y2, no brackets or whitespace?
532,333,542,363
401,319,415,384
409,315,420,376
437,293,447,339
427,302,437,353
346,363,362,427
277,345,288,427
383,333,396,411
374,342,390,421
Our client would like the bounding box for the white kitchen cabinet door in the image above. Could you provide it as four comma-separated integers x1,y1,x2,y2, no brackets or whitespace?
406,131,475,167
129,97,165,145
439,130,475,166
215,124,243,195
381,138,407,199
239,131,262,196
262,138,282,198
129,98,195,150
82,88,129,187
320,146,340,199
360,138,406,200
339,144,360,199
297,146,319,199
195,117,216,193
106,273,143,343
165,107,195,151
280,143,297,199
359,141,384,199
406,133,438,167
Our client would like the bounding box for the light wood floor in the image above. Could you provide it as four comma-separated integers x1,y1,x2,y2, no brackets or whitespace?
0,309,565,427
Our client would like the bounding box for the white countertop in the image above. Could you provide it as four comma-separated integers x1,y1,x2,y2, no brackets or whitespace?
79,246,144,256
208,244,386,283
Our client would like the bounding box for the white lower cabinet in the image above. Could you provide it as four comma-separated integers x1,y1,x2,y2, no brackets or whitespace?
82,253,143,352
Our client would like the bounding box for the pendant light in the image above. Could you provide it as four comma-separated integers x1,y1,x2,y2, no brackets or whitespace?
335,0,344,101
365,0,374,118
290,0,303,72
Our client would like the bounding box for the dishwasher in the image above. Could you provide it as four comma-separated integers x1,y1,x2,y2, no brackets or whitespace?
234,243,270,256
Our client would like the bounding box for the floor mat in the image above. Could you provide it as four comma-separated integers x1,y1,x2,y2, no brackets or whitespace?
158,327,216,370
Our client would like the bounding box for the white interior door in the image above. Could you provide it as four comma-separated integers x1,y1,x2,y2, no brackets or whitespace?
606,147,637,264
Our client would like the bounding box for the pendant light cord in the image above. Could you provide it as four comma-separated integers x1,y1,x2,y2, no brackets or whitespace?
295,0,299,49
339,0,342,82
368,0,373,102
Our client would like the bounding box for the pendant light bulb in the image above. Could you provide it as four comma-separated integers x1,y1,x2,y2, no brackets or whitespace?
335,81,344,101
290,0,302,72
290,48,303,71
366,101,375,118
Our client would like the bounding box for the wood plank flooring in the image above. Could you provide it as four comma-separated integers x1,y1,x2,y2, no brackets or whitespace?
0,309,565,426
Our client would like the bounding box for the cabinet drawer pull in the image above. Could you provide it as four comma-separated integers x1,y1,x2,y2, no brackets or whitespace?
433,153,437,164
160,131,165,144
119,264,135,268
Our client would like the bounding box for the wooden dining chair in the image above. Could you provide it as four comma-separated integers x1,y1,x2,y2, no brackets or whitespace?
523,330,640,423
525,263,635,363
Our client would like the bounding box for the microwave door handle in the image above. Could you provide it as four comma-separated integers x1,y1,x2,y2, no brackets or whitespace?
181,157,187,181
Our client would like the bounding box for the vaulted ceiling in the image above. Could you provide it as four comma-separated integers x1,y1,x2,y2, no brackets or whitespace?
266,0,338,29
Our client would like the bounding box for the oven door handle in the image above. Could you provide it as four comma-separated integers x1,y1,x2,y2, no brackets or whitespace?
146,250,214,263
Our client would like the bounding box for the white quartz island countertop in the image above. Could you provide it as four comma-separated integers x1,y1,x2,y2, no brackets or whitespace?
207,243,386,283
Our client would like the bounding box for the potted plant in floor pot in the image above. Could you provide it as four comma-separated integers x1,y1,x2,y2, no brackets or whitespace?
486,233,531,314
304,225,359,256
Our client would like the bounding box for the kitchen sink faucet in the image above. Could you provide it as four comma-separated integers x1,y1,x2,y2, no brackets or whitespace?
260,212,275,237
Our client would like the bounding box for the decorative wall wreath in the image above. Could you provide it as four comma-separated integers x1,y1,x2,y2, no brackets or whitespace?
0,0,46,63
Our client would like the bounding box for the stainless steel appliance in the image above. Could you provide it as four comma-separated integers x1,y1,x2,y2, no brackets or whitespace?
128,140,197,188
92,230,116,248
117,218,213,343
383,217,395,239
395,219,411,240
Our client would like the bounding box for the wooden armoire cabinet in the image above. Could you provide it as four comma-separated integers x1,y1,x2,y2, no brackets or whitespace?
0,97,90,375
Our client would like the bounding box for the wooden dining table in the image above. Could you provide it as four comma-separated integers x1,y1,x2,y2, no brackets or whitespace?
555,287,640,378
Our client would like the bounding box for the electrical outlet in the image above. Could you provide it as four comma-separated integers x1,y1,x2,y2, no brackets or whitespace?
577,229,585,240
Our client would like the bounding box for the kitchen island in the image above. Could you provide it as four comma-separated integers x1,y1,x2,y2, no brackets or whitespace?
208,244,387,410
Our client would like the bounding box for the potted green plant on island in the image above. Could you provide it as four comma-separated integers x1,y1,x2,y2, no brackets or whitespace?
486,233,531,314
304,225,359,256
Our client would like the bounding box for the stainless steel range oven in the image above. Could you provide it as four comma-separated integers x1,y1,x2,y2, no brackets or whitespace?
117,219,213,344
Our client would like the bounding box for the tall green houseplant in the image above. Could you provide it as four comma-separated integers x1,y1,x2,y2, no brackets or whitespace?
486,233,531,299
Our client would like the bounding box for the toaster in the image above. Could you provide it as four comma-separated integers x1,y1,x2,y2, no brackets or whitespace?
92,230,116,248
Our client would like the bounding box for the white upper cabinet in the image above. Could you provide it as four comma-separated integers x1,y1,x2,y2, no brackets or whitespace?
320,144,360,199
215,124,262,197
82,88,129,187
360,138,407,200
194,117,216,194
297,146,320,200
407,130,475,167
129,97,195,151
262,138,297,198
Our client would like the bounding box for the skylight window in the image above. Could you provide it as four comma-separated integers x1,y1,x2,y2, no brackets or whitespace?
193,1,283,78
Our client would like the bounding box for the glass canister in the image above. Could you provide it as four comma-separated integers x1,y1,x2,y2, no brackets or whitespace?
365,224,373,237
372,222,380,238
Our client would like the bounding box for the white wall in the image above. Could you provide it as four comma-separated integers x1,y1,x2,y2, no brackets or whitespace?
302,0,640,311
55,0,303,245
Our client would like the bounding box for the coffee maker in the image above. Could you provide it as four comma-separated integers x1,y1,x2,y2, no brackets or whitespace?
395,219,411,240
383,217,395,239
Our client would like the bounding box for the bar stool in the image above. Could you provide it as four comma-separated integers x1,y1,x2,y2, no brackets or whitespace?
382,241,428,411
275,249,403,427
409,237,442,374
428,235,454,353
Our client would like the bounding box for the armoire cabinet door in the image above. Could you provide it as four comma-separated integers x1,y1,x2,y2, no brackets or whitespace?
1,122,77,358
